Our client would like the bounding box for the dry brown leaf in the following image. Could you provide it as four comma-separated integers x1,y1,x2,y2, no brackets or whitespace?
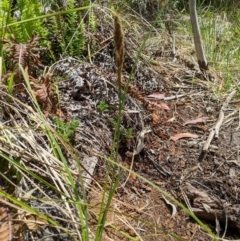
3,36,43,92
31,73,62,116
158,102,170,110
23,215,43,231
130,173,137,180
167,116,176,122
13,223,24,241
32,74,51,102
183,116,209,126
154,102,170,111
34,83,48,101
0,207,12,241
150,113,161,125
16,211,47,233
170,133,199,141
146,93,165,99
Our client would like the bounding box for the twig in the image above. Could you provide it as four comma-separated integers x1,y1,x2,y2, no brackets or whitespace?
172,34,177,63
121,152,135,188
146,152,171,177
147,92,200,101
203,89,236,151
121,129,151,187
236,108,240,130
222,203,228,240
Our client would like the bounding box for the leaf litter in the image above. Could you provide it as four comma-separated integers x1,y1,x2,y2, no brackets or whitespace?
1,7,240,241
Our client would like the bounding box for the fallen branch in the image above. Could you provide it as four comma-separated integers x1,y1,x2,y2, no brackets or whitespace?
203,89,236,151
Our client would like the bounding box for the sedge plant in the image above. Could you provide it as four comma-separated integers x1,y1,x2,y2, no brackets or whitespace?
94,3,220,241
94,13,125,241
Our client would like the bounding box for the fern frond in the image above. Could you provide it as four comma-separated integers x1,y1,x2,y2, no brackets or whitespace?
45,14,63,60
61,0,86,57
13,0,48,42
89,9,97,33
70,20,86,57
3,36,42,94
0,0,12,39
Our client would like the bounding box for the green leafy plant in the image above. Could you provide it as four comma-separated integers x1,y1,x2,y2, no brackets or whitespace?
97,100,110,112
110,118,118,129
53,116,79,142
123,128,133,139
6,71,14,94
61,0,86,56
0,0,11,42
0,0,47,42
16,0,47,41
86,8,97,60
0,0,90,62
46,1,98,59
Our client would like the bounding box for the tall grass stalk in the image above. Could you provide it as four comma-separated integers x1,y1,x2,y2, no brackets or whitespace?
94,13,124,241
95,6,179,240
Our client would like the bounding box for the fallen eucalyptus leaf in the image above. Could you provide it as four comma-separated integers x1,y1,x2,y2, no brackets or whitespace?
183,116,209,126
146,93,165,99
171,133,199,141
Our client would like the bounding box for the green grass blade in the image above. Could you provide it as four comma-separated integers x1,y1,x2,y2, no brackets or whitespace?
3,6,92,29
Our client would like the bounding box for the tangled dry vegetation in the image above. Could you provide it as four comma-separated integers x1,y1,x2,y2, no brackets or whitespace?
0,5,240,241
